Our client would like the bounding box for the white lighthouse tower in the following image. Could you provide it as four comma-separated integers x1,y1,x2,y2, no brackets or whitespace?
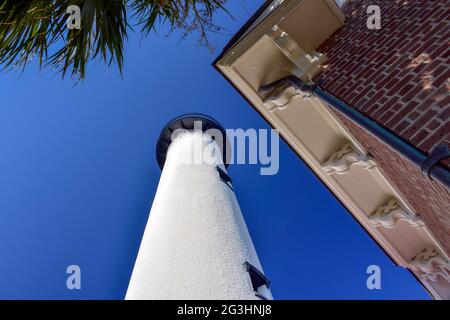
126,114,272,300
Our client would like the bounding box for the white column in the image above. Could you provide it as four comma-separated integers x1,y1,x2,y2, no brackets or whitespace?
126,115,272,300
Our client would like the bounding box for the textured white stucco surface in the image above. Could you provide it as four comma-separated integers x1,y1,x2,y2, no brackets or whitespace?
126,131,272,300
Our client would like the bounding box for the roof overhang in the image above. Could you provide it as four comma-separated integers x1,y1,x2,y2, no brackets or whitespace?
214,0,450,299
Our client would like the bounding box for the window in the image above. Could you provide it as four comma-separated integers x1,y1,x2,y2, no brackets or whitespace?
216,166,233,189
243,261,270,299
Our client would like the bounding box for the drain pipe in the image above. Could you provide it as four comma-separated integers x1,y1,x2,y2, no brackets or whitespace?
259,75,450,190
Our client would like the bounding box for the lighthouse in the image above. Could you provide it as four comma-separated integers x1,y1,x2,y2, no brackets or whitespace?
126,114,272,300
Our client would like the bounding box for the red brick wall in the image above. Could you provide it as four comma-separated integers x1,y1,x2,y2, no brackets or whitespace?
316,0,449,160
315,0,450,253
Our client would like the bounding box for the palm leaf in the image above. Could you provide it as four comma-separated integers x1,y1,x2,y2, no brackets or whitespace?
0,0,228,79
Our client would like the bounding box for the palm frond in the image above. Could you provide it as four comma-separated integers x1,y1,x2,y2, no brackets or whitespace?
0,0,228,80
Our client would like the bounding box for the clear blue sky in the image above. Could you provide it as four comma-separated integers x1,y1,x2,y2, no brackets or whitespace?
0,1,429,299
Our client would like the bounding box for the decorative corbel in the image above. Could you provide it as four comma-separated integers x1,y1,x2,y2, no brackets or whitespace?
262,83,312,112
410,247,450,283
368,198,425,229
321,143,376,175
267,25,327,81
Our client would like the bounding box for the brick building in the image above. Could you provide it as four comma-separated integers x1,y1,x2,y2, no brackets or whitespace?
214,0,449,299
